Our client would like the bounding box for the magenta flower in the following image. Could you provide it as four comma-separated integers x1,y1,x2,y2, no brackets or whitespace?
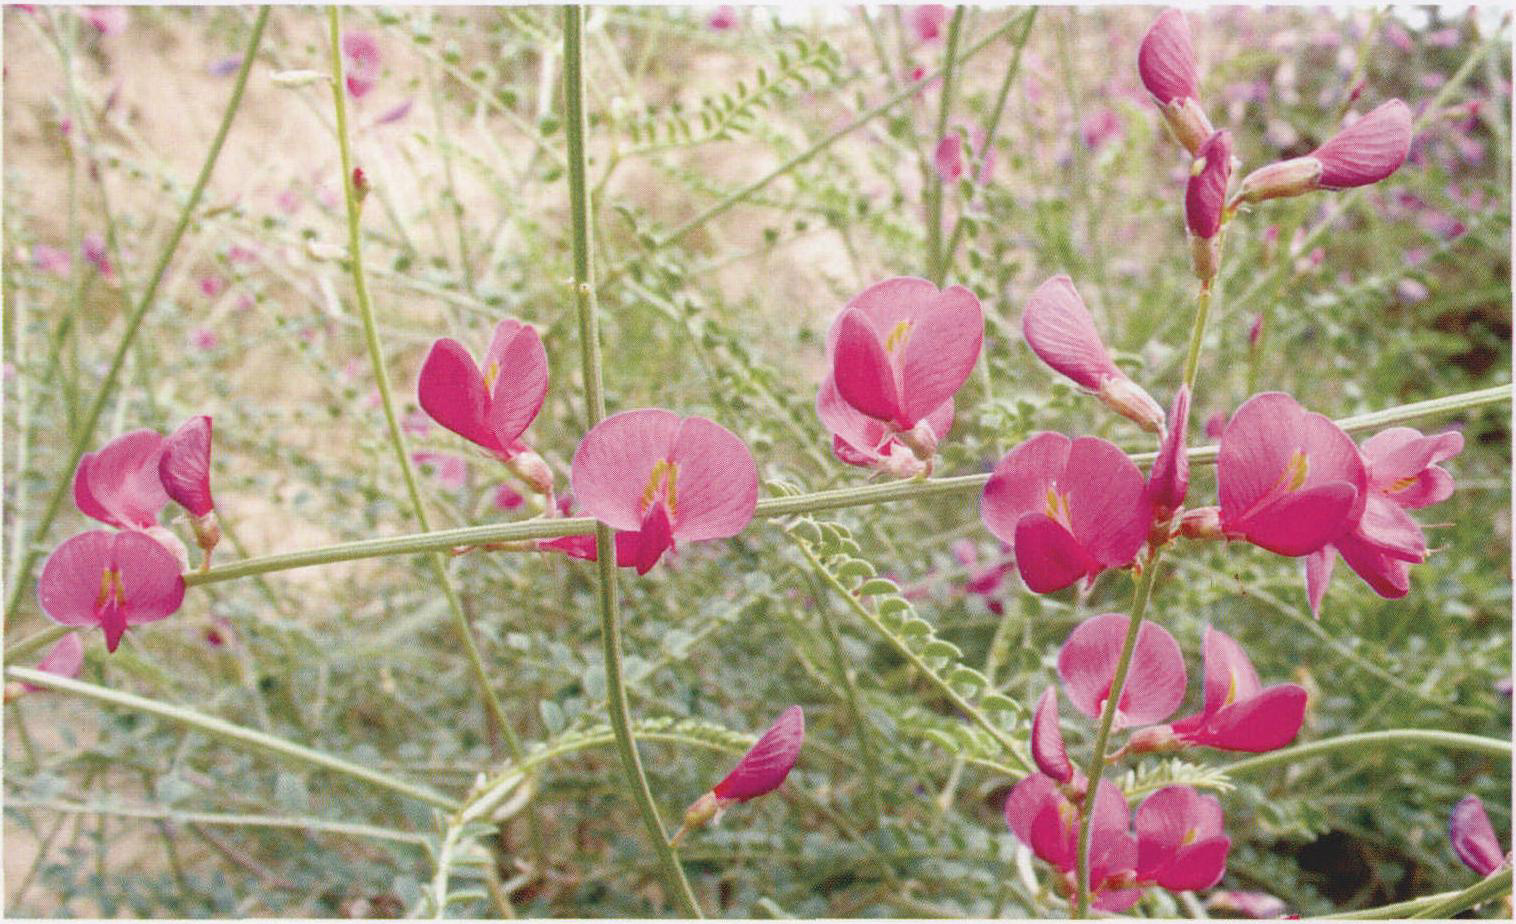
1058,613,1186,728
82,6,128,36
412,451,470,492
1147,385,1191,524
707,5,736,31
934,134,964,183
1020,276,1165,433
1204,410,1226,441
1190,392,1366,557
1238,100,1413,203
189,328,219,351
826,277,982,462
493,483,525,511
1161,627,1307,753
674,706,804,844
39,530,186,652
198,275,226,298
81,232,116,283
815,372,951,478
1080,108,1124,151
160,416,220,568
75,429,170,531
1207,891,1288,919
909,5,948,43
1134,787,1231,891
32,244,70,276
417,318,548,462
1005,776,1140,912
1304,426,1463,614
342,31,382,98
1137,8,1214,155
980,434,1151,594
6,633,85,701
1030,685,1080,785
1450,795,1507,877
570,409,758,575
1186,130,1233,282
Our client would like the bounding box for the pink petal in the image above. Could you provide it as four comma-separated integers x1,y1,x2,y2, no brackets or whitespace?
494,483,525,510
899,284,983,427
1093,888,1143,914
1136,787,1221,875
833,310,903,424
1064,437,1151,569
614,504,674,575
114,530,188,623
1200,626,1263,717
1137,8,1199,104
1218,392,1366,525
484,321,548,449
1021,276,1122,391
73,453,117,526
668,416,758,541
712,705,804,801
909,4,948,42
417,338,501,453
1186,130,1234,239
1031,686,1074,783
1208,891,1289,919
1334,528,1413,598
827,277,940,356
1312,100,1412,189
817,374,888,461
1394,466,1456,509
159,416,215,516
1058,612,1186,726
1089,778,1138,877
84,430,170,530
1006,774,1076,869
1450,795,1505,877
1148,385,1192,516
35,633,84,681
539,534,598,561
981,432,1073,547
38,532,117,627
1159,835,1231,891
1014,513,1098,594
1353,496,1427,563
1187,685,1307,752
571,408,682,531
935,134,965,183
1234,482,1360,556
1304,547,1335,618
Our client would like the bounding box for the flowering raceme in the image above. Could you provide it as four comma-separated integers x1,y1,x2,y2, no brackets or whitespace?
820,277,982,473
571,409,758,574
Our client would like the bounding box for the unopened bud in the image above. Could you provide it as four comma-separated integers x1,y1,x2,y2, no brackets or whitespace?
880,443,931,480
189,511,221,571
1161,97,1215,157
1125,724,1185,756
352,167,369,205
1097,377,1166,435
898,420,939,461
1177,506,1225,541
506,450,555,496
670,790,727,847
1236,156,1324,205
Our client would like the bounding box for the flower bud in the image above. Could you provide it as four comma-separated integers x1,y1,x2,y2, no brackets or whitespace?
1125,724,1185,756
187,511,222,569
1186,131,1233,242
898,420,940,461
1236,156,1324,205
352,167,369,205
1097,377,1166,435
506,450,555,496
1177,506,1225,541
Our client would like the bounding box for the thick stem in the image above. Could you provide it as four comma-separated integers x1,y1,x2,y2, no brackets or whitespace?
562,7,702,916
1073,554,1161,918
3,6,271,625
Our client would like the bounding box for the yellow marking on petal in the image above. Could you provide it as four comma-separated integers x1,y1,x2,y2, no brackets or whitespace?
110,570,126,607
1182,826,1199,846
96,569,113,609
484,361,501,393
96,568,127,610
1058,799,1077,835
640,459,679,517
1270,449,1310,495
665,462,679,518
884,319,913,355
1190,157,1208,177
1387,475,1417,494
1223,669,1241,708
1044,486,1074,531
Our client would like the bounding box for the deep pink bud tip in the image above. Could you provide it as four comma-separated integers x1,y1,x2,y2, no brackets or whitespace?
712,706,805,802
1449,795,1506,877
1186,131,1233,240
1312,99,1413,190
1138,9,1199,105
159,415,216,517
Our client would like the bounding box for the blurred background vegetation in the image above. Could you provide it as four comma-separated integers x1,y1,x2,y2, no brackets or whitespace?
3,4,1510,917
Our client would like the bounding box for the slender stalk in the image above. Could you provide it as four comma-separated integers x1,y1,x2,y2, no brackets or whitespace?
1181,285,1213,391
7,666,458,809
3,6,271,625
326,4,544,868
562,7,701,916
5,798,431,846
812,586,885,827
1224,729,1511,777
1073,555,1162,918
925,7,965,281
1324,867,1513,919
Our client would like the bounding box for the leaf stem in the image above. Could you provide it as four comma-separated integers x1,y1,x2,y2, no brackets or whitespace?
1325,867,1511,919
1223,729,1511,777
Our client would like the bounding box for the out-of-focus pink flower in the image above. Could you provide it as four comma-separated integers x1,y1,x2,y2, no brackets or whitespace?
74,430,170,530
375,98,414,125
342,31,382,98
1449,795,1506,877
934,134,964,183
1021,275,1165,433
1080,108,1123,151
675,706,804,844
82,6,128,36
199,275,226,298
1208,891,1289,919
571,409,758,574
417,318,548,462
39,530,186,652
276,188,302,215
1382,23,1413,53
208,55,243,77
982,434,1152,594
1303,426,1462,613
1137,8,1213,154
909,5,948,43
81,232,116,282
411,451,470,492
1134,787,1231,891
1426,27,1460,48
1247,314,1263,348
402,410,433,437
17,634,86,695
824,277,982,465
1239,100,1412,203
493,483,525,511
707,5,736,31
1186,392,1366,557
204,617,235,648
190,328,219,351
1395,279,1429,304
1147,386,1190,523
1420,210,1466,240
1058,612,1186,728
33,244,70,276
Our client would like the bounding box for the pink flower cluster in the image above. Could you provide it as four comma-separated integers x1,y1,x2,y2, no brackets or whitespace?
1007,615,1306,911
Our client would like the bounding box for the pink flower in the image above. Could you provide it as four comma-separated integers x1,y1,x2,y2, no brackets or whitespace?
934,134,964,183
909,5,948,43
1239,100,1412,202
1303,426,1462,613
1030,685,1080,785
1208,891,1289,919
82,6,128,36
707,5,736,31
39,530,186,652
952,538,1013,597
1134,787,1230,891
1193,392,1366,557
402,410,433,437
1147,385,1190,522
32,244,70,276
1450,795,1507,877
81,232,115,282
74,430,170,530
1005,776,1139,912
1382,23,1414,54
189,328,219,351
342,31,382,98
981,434,1151,594
1426,27,1460,49
1186,130,1233,240
675,706,804,843
570,409,758,574
824,277,982,462
1058,613,1186,728
1137,8,1213,154
1163,627,1307,753
159,416,215,518
276,188,302,215
375,98,414,125
411,451,469,492
417,318,548,462
198,275,226,298
1080,108,1123,151
1020,276,1165,433
17,634,86,695
493,483,525,511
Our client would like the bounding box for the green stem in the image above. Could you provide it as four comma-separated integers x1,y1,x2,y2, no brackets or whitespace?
325,4,529,769
1224,729,1511,777
1181,284,1213,391
562,7,701,916
1074,554,1162,918
812,585,886,828
1326,868,1512,919
7,666,458,809
6,798,430,847
3,6,271,626
925,7,964,282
